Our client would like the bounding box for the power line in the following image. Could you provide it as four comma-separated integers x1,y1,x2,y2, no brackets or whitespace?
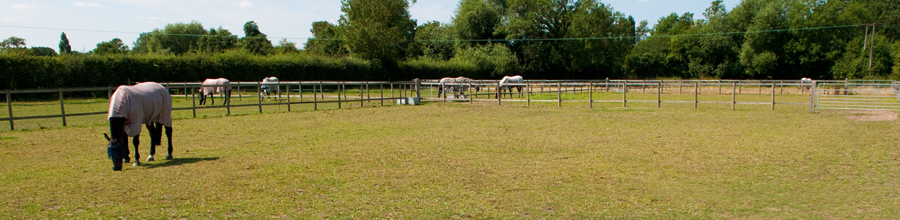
1,23,881,43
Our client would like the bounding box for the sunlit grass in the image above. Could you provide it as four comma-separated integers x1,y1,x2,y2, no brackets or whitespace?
0,102,898,218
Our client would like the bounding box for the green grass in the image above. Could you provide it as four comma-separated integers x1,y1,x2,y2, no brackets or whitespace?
1,101,898,218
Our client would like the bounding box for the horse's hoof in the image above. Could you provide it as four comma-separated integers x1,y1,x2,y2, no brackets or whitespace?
165,155,173,160
133,162,141,167
146,156,155,162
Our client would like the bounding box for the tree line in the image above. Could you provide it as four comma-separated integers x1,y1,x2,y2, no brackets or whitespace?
1,0,899,89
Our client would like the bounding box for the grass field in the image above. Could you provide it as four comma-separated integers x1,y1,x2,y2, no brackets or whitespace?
1,98,899,218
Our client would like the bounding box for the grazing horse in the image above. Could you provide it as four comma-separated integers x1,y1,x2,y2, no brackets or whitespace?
259,76,281,101
438,77,454,97
104,82,173,171
438,77,478,98
199,78,231,105
497,75,524,98
800,78,813,92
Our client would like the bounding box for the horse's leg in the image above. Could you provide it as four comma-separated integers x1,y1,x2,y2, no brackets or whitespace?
132,135,141,166
227,90,231,105
164,125,173,160
146,123,159,161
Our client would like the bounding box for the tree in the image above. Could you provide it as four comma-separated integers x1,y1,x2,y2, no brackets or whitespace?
131,21,207,55
274,39,299,54
339,0,418,66
1,36,26,48
198,27,239,53
30,47,57,56
93,38,130,54
415,21,455,60
452,0,504,47
59,32,72,55
240,21,273,55
305,21,347,56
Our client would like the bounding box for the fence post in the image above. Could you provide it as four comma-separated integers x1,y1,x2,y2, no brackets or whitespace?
623,82,627,107
59,88,67,126
605,78,610,92
415,79,421,100
313,82,318,110
390,82,394,99
739,81,743,94
286,84,291,112
256,82,262,113
758,80,762,94
526,82,531,106
657,82,661,108
338,82,343,109
810,81,817,113
694,82,698,109
366,82,370,104
191,86,196,118
589,81,593,108
343,82,347,103
498,81,503,106
642,80,646,93
380,83,384,106
360,83,364,107
771,82,776,110
441,81,446,103
6,90,13,130
679,80,683,95
237,82,242,101
718,80,722,95
183,83,187,101
732,82,736,110
557,81,562,107
321,82,325,100
780,80,784,94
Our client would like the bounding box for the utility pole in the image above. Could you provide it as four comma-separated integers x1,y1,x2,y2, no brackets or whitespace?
865,23,882,69
869,23,876,69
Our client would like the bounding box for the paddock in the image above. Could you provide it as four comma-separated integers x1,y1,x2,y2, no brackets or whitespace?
0,102,898,218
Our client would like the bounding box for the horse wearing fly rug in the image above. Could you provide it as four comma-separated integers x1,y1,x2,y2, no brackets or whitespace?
104,82,174,171
260,76,280,101
199,78,231,105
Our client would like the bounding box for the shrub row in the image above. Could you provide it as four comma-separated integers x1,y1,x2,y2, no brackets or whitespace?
0,52,488,90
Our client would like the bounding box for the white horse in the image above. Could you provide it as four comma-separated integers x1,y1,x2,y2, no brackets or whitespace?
497,75,524,98
260,76,281,101
199,78,231,105
104,82,174,171
800,77,812,92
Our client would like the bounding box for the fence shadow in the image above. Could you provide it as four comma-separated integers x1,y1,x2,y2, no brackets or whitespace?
145,157,219,169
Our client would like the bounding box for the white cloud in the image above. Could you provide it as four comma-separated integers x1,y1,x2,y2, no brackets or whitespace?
10,4,38,10
239,1,253,9
73,2,104,8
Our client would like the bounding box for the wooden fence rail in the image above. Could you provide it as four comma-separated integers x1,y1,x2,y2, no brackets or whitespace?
1,81,416,130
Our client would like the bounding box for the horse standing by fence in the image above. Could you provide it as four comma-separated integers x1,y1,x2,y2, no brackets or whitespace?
104,82,174,171
439,77,477,98
199,78,231,105
260,76,280,101
497,75,524,98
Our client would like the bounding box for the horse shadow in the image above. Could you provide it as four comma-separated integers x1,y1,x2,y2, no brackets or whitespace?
144,157,219,169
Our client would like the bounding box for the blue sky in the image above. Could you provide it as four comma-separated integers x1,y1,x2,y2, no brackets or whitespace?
1,0,737,53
